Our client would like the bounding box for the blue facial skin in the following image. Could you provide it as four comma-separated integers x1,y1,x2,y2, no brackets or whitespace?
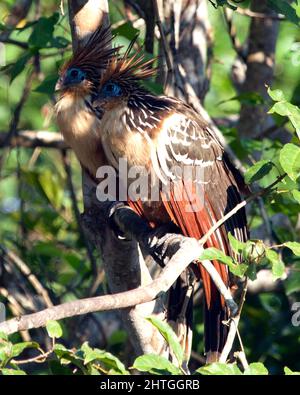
100,82,123,97
64,67,86,86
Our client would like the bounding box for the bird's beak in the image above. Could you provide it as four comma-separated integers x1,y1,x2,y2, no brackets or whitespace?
55,77,63,92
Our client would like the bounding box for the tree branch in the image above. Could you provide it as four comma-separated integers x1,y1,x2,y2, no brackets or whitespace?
0,237,203,335
0,130,66,149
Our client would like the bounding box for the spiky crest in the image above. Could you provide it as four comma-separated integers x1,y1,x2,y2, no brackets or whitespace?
100,39,157,89
60,25,118,84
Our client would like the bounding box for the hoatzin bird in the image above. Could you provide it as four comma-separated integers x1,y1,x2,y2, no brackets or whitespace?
55,28,248,362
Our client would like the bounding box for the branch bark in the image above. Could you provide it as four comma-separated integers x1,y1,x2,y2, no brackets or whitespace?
0,130,66,149
0,236,202,336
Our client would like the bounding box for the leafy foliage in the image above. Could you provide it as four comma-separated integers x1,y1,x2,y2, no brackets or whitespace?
0,319,298,376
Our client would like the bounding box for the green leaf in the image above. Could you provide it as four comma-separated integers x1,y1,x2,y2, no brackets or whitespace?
197,362,242,375
50,36,70,49
199,247,234,266
268,0,299,25
113,22,139,41
285,242,300,256
229,263,248,277
244,160,274,184
53,343,68,354
0,332,8,341
53,344,85,370
284,366,300,375
265,249,285,280
291,189,300,204
228,232,247,255
9,53,32,82
1,368,27,375
269,102,300,135
199,247,247,277
267,87,286,102
49,360,73,375
279,144,300,181
46,320,63,339
146,317,183,366
133,354,181,375
245,263,257,281
34,75,57,95
28,13,59,49
81,342,128,375
0,342,12,363
11,342,39,358
268,87,300,136
244,362,269,375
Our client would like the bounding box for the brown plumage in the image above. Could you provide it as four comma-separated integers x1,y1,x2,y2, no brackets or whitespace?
55,25,118,176
92,50,249,361
100,43,157,87
55,36,248,362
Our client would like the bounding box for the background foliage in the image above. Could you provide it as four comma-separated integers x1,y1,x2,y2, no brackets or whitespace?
0,0,300,375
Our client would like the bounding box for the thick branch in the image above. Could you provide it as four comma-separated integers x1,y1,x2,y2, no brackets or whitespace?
0,238,202,335
0,130,66,149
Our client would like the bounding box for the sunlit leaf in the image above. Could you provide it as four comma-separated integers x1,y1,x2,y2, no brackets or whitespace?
265,249,285,280
46,320,63,339
81,342,128,375
244,362,269,375
11,342,39,358
199,247,247,277
285,241,300,256
291,189,300,203
133,354,181,375
147,317,183,366
197,362,242,375
1,368,26,375
279,144,300,181
284,366,300,375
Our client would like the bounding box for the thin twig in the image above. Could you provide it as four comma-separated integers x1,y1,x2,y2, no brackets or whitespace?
234,351,249,370
223,8,246,61
219,277,248,364
0,38,28,49
11,347,53,365
236,7,285,20
0,246,53,308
